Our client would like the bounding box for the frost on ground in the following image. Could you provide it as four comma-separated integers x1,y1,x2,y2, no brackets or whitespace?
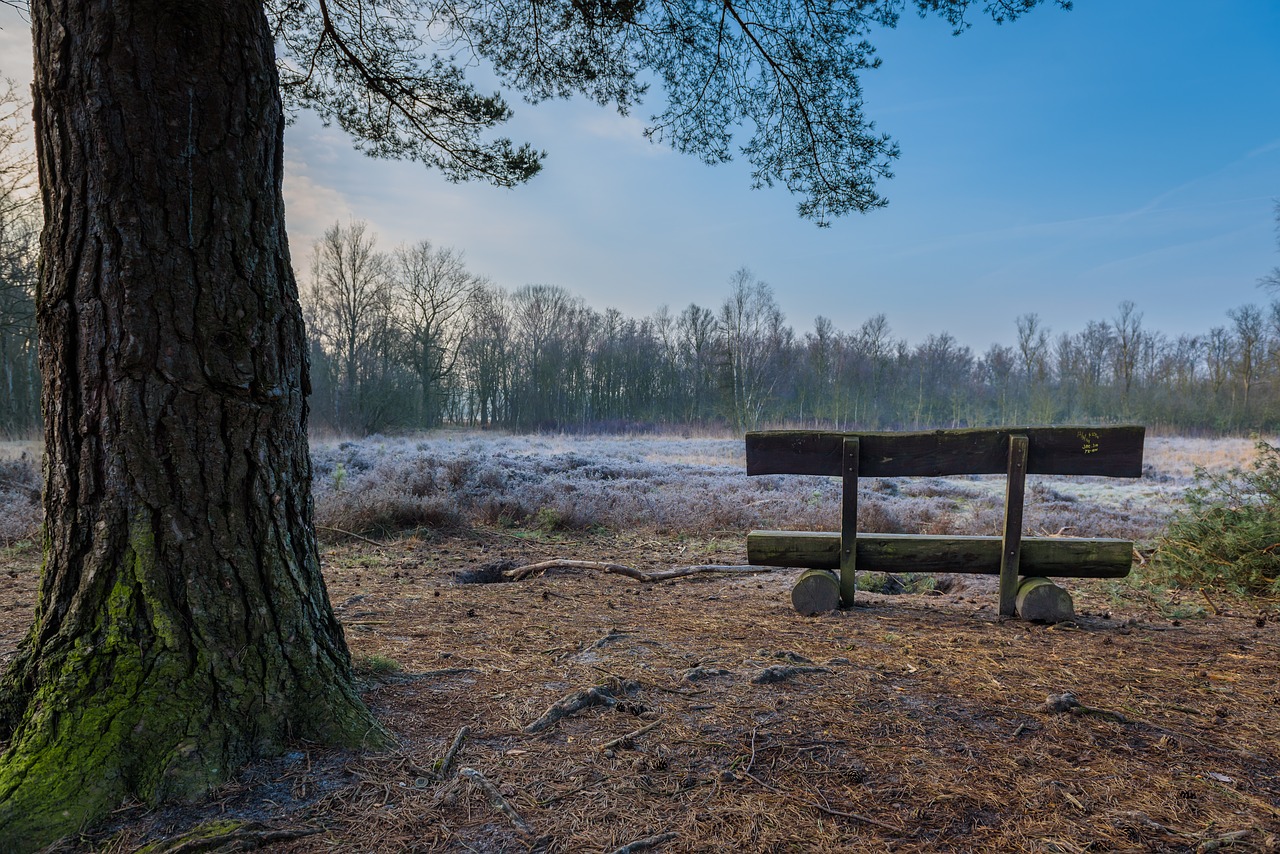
0,453,40,545
309,431,1275,543
0,432,1272,546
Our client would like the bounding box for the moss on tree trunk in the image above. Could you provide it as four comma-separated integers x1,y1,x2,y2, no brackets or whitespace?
0,2,388,849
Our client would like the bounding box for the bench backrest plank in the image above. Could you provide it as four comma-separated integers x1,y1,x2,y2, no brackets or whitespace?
746,426,1144,478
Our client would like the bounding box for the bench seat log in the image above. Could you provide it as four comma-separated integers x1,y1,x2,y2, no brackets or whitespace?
747,531,1134,579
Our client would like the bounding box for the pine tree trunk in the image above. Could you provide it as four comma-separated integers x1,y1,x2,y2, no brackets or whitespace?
0,1,387,847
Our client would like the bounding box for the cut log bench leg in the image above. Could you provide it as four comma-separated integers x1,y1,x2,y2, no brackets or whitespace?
1015,576,1075,623
790,569,1076,621
791,569,841,616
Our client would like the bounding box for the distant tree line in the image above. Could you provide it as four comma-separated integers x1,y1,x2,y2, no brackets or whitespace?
0,81,38,439
300,220,1280,436
5,211,1280,438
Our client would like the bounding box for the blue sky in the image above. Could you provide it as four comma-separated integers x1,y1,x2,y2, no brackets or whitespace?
3,2,1279,352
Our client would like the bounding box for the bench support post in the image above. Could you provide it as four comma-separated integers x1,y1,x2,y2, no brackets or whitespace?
999,434,1029,617
840,437,859,607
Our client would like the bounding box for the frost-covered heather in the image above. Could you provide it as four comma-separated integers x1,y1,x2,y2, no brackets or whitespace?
0,453,41,545
0,440,40,462
312,432,1277,541
311,433,770,535
0,433,1272,545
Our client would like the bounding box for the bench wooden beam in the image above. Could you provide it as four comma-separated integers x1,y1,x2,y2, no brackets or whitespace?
746,426,1144,478
840,436,858,607
999,434,1029,617
747,531,1134,579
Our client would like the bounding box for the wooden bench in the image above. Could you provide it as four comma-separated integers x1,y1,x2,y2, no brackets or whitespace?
744,426,1145,619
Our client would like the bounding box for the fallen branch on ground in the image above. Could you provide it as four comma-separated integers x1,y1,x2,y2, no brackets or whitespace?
459,767,533,836
437,725,470,780
504,559,786,584
1042,692,1132,723
316,525,390,549
609,831,679,853
601,719,662,752
508,559,648,582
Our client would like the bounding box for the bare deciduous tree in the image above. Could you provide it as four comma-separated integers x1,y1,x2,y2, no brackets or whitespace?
393,240,483,426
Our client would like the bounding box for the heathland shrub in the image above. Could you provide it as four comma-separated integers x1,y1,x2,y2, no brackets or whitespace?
306,434,1186,539
1154,440,1280,594
0,453,41,545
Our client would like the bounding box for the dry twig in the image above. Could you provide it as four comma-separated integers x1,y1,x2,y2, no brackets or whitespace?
317,525,390,549
602,719,662,752
810,799,903,833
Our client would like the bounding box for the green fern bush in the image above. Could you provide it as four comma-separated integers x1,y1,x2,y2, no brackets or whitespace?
1155,440,1280,594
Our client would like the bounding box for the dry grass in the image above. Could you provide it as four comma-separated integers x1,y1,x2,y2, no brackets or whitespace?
1144,436,1272,479
5,529,1277,853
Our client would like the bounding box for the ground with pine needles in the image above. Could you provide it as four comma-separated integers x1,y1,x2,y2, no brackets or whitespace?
0,433,1278,851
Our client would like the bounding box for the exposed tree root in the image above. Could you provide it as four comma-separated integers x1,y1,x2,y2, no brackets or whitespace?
524,680,643,734
504,559,784,583
136,820,322,853
751,665,831,684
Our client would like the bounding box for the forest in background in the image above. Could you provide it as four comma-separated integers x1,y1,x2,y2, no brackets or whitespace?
297,219,1280,436
4,213,1280,437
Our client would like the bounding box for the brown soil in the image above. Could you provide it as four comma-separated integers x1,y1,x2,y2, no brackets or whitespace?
3,530,1279,853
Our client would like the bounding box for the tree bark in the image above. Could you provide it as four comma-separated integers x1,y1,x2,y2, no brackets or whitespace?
0,1,387,848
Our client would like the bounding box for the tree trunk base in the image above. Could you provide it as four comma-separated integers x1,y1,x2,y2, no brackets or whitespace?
0,632,389,850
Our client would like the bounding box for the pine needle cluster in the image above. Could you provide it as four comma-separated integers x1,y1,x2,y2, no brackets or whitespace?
1155,439,1280,594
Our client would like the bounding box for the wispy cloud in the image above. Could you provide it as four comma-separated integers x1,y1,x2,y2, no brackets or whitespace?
283,157,355,278
1246,138,1280,158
